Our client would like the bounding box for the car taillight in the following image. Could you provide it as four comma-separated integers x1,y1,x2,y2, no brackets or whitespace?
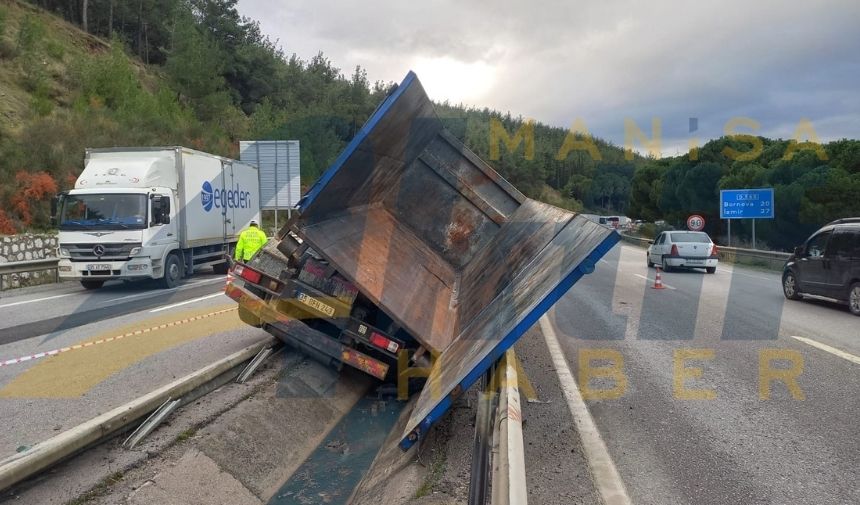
670,244,679,256
234,264,262,284
369,332,400,353
711,244,719,256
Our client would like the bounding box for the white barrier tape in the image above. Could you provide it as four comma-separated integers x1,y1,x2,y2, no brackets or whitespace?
0,307,238,368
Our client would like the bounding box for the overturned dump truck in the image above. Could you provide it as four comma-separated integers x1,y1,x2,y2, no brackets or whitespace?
226,71,619,450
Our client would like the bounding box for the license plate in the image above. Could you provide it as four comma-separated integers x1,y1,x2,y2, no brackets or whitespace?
86,264,111,271
296,292,336,317
686,260,704,265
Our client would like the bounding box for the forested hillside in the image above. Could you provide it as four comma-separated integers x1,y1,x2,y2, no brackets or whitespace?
1,0,857,250
628,136,860,250
0,0,642,234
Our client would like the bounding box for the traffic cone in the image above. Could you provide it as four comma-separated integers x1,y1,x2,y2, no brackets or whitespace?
652,267,666,289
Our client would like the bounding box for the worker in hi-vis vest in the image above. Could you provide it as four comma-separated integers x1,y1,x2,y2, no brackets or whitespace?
234,220,267,262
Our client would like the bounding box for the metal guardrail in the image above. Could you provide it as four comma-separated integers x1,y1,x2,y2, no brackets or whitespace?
0,258,60,290
619,234,790,270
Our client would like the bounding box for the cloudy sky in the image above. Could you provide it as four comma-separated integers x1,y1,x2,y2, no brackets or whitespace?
238,0,859,155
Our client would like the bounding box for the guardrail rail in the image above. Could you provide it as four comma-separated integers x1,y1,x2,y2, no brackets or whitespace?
0,258,60,290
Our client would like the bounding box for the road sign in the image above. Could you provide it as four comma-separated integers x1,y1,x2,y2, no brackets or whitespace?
687,214,705,231
720,188,774,219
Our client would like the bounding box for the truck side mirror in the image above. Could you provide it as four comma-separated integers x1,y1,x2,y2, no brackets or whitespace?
50,196,59,226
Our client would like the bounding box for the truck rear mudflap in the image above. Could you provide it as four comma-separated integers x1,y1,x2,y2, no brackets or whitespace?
225,282,390,380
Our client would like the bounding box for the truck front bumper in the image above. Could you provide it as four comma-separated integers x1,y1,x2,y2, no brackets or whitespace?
57,258,155,280
225,282,390,380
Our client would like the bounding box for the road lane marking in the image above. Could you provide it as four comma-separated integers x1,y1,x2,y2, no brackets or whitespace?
539,315,632,505
103,277,226,304
791,336,860,366
715,267,773,282
0,307,237,369
0,293,76,309
633,273,676,290
149,292,225,313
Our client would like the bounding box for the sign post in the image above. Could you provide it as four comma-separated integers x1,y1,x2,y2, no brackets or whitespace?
719,188,774,249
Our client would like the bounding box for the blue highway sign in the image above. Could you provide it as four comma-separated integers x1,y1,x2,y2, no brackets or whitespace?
720,188,774,219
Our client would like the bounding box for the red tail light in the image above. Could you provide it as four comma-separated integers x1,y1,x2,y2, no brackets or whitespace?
234,264,262,284
369,332,400,353
711,244,719,256
670,244,679,256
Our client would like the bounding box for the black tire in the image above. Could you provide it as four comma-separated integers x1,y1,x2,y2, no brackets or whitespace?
80,280,104,290
848,282,860,316
647,253,654,268
782,271,802,300
160,253,183,289
212,261,230,275
661,256,673,273
706,267,716,274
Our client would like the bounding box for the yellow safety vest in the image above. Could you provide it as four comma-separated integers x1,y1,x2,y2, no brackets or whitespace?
234,226,267,261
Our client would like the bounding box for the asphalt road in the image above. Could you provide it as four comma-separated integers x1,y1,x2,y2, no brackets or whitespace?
529,243,859,505
0,273,269,461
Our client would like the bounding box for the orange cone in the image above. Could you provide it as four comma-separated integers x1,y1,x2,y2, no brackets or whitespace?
652,267,666,289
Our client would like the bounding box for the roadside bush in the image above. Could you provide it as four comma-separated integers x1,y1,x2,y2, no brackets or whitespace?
0,39,16,59
638,223,657,238
30,83,53,117
16,15,44,53
0,5,7,38
45,39,65,60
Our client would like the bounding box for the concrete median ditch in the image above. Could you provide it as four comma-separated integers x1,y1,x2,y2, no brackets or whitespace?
0,336,277,493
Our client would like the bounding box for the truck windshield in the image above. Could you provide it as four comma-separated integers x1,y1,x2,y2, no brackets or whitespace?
59,194,148,230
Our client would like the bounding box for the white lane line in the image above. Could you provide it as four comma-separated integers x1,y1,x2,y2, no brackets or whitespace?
633,273,676,290
0,293,77,309
0,307,237,367
103,277,227,304
539,315,632,505
715,267,773,282
791,336,860,366
149,292,226,313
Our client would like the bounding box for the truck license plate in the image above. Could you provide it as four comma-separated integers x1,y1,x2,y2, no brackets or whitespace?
296,292,336,317
86,264,111,271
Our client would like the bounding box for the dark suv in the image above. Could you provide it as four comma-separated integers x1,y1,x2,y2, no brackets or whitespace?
782,218,860,316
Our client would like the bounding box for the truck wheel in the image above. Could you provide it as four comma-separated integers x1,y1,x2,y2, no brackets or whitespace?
80,280,104,290
160,254,183,289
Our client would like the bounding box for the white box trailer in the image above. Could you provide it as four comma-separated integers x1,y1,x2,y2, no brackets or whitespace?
55,147,261,289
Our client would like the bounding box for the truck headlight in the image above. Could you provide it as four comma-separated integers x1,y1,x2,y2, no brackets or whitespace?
129,247,141,256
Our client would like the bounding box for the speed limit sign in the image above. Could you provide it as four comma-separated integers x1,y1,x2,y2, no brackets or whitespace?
687,214,705,231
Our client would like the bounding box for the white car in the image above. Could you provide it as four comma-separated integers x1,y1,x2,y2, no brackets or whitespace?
647,231,719,273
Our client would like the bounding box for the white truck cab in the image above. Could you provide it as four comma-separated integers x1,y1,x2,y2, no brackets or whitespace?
56,147,260,289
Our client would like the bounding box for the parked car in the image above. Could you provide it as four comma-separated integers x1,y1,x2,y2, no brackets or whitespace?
782,218,860,316
647,231,719,273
